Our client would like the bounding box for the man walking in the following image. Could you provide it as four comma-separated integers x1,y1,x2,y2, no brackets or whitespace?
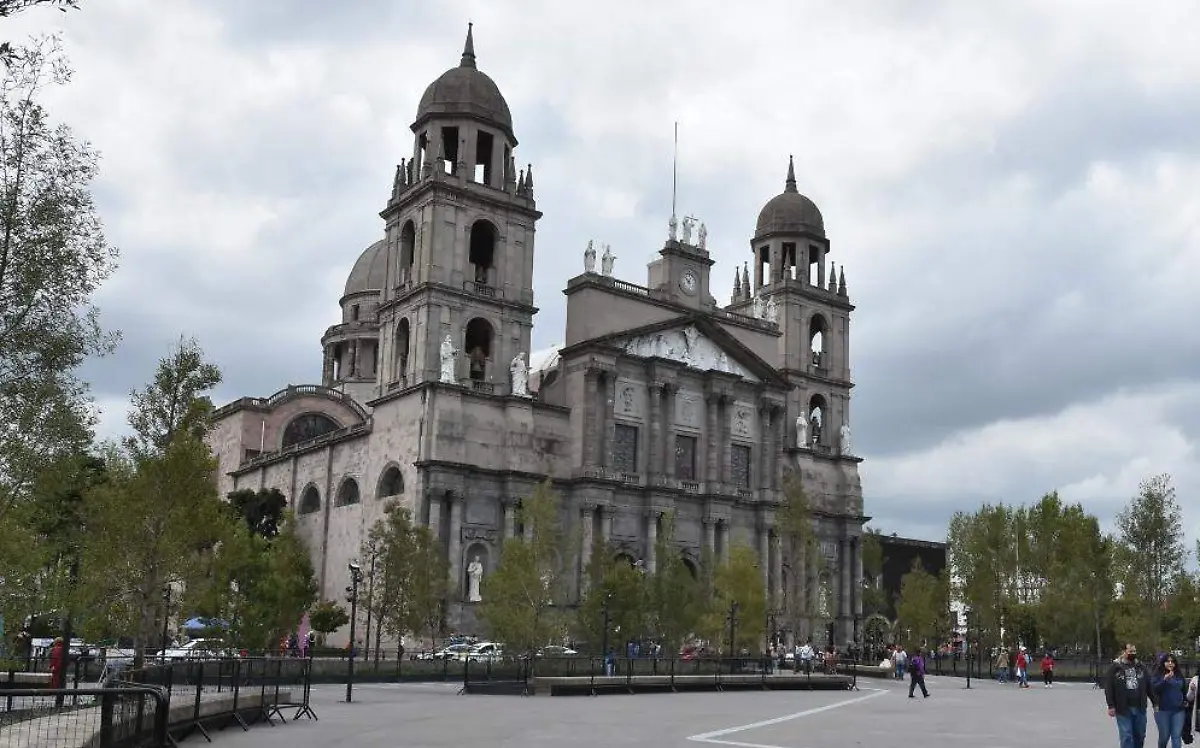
1105,643,1150,748
907,646,929,699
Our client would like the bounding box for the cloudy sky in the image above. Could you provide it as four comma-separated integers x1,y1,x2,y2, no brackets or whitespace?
9,0,1198,544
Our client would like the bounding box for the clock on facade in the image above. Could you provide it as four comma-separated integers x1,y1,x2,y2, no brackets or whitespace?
679,270,698,295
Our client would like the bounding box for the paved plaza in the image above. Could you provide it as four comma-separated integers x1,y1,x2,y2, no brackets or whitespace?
201,674,1124,748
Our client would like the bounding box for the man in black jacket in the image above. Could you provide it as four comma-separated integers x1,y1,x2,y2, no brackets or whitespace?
1106,643,1151,748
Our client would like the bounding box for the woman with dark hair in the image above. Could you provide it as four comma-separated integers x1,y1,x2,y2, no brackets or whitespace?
1153,654,1187,748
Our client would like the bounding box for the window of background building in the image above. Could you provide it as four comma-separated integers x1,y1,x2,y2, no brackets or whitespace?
613,424,639,474
731,444,751,487
675,434,697,480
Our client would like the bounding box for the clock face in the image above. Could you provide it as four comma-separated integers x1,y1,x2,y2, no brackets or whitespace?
680,270,698,295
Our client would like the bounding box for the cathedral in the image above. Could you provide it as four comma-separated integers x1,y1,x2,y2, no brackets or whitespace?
207,26,867,648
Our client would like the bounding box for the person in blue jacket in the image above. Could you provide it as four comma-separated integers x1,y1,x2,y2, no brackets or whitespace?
1153,654,1188,748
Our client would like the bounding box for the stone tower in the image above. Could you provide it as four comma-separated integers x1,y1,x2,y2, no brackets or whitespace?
375,24,541,395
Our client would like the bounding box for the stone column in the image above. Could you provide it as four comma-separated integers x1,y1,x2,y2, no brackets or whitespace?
758,525,770,595
720,398,732,484
584,369,601,466
757,402,771,491
808,543,820,621
648,383,663,476
704,393,720,486
428,493,443,540
771,532,783,609
839,537,851,620
580,505,594,596
646,511,658,573
448,494,464,598
719,522,731,563
348,340,359,377
602,372,616,469
503,500,516,539
853,536,863,618
321,346,334,384
704,518,716,557
662,384,676,478
600,506,611,545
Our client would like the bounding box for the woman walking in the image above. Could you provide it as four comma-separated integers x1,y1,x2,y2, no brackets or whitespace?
1152,654,1187,748
1041,651,1055,688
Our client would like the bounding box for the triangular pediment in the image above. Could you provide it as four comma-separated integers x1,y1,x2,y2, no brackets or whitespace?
615,324,759,380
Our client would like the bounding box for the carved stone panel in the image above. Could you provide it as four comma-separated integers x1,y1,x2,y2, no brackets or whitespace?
466,499,497,526
614,379,645,422
462,526,498,543
614,513,640,538
729,402,756,441
674,390,702,430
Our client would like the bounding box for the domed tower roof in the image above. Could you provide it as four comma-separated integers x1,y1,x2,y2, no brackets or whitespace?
343,239,387,297
755,156,825,239
413,24,515,143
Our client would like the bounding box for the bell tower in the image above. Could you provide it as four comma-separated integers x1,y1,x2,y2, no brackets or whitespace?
374,25,541,396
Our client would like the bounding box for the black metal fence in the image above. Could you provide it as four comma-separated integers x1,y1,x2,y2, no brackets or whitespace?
0,685,167,747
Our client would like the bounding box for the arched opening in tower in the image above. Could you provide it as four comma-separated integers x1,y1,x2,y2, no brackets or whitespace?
474,130,494,185
808,394,826,446
464,317,493,382
440,126,459,174
396,318,411,382
783,242,798,280
808,244,823,286
808,315,827,367
399,221,416,284
756,245,769,290
469,220,497,287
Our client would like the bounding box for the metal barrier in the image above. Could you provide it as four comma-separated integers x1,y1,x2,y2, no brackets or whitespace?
0,685,167,747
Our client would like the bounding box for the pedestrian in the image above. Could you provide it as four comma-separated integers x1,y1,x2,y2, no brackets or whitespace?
1106,643,1151,748
907,646,929,699
48,637,66,689
995,649,1009,683
1016,646,1030,688
1042,651,1055,688
1153,654,1187,748
893,646,906,681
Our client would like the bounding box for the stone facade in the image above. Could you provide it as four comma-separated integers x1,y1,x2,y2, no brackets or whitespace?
207,27,868,649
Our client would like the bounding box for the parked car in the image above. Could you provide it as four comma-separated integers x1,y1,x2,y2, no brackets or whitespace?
536,645,578,657
431,643,473,661
160,639,232,660
466,642,504,662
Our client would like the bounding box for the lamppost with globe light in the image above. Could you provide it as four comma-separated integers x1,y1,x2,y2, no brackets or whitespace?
345,561,363,703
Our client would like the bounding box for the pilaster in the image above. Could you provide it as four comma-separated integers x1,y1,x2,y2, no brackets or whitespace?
449,493,464,598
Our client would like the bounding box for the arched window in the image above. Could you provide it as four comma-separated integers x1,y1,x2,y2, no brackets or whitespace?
399,221,416,283
282,413,341,449
299,485,321,515
808,395,827,446
377,465,404,498
464,318,494,382
808,314,827,367
395,318,411,382
468,220,497,287
335,478,361,507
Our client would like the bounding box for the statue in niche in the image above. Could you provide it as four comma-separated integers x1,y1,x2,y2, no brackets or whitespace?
467,555,484,602
698,222,707,249
601,245,615,276
764,294,778,324
510,352,529,397
795,413,808,448
752,293,765,319
584,240,596,273
681,216,695,244
668,214,678,241
840,423,853,455
439,334,457,383
819,585,830,618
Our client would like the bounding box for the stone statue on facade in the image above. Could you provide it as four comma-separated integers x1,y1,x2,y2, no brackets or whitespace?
751,292,765,319
668,214,678,241
764,294,778,324
584,240,596,273
601,244,615,276
819,585,830,618
698,222,707,249
681,216,695,244
439,334,457,383
840,423,853,455
795,412,808,448
510,351,529,397
467,556,484,602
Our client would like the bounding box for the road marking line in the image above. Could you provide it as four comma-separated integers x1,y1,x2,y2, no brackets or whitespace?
687,689,887,747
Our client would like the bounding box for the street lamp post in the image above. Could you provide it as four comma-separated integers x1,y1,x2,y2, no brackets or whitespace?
965,609,973,690
728,601,740,672
600,592,613,676
345,562,363,703
159,586,171,664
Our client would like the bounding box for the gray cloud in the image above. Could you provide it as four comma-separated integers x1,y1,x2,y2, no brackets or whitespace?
10,0,1198,543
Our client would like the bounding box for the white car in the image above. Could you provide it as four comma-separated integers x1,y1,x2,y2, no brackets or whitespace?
160,639,231,660
466,642,504,662
431,643,473,661
537,645,578,657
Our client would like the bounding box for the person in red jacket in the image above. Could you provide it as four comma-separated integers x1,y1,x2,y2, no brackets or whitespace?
49,637,66,689
1015,647,1030,688
1041,652,1055,688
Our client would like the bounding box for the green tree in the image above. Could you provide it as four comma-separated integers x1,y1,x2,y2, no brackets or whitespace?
776,472,817,639
895,558,948,649
859,528,886,617
74,340,224,666
0,36,116,521
576,548,646,652
644,513,702,654
702,545,766,654
947,503,1019,649
479,481,567,655
1114,474,1184,651
361,503,450,652
227,488,288,539
308,601,349,642
406,523,451,647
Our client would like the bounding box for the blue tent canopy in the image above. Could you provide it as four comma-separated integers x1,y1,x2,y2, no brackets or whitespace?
182,617,229,631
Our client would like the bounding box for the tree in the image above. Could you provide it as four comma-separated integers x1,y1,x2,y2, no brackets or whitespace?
479,481,567,655
776,472,817,640
227,488,288,539
643,513,702,654
0,35,116,521
895,558,948,649
702,545,766,654
947,503,1019,649
0,3,84,64
859,528,887,617
1114,474,1185,651
361,503,450,652
576,548,646,652
308,601,349,642
74,340,225,667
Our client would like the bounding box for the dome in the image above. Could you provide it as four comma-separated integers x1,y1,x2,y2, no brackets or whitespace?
414,24,515,141
755,156,825,239
343,239,387,297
